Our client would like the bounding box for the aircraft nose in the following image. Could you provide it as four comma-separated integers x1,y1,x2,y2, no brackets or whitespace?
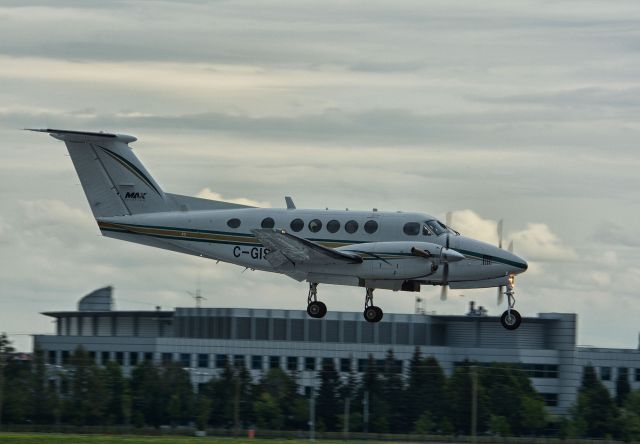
509,252,528,273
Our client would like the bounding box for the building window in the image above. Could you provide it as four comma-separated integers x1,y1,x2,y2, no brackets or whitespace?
234,355,245,368
305,357,316,371
48,350,56,365
89,351,96,362
215,354,228,369
144,352,153,362
101,351,110,364
269,356,280,369
290,218,304,232
287,356,298,371
261,217,275,229
198,354,209,368
636,368,640,382
251,355,263,370
227,218,241,228
162,353,173,365
326,220,340,233
364,220,378,234
340,358,351,373
61,350,70,365
129,352,139,367
601,366,611,381
180,353,191,368
304,386,313,397
321,358,334,370
541,393,558,407
345,220,359,234
115,352,124,366
403,222,420,236
308,219,322,233
619,367,629,379
357,359,368,372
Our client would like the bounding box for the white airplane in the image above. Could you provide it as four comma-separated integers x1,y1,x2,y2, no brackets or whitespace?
30,128,528,330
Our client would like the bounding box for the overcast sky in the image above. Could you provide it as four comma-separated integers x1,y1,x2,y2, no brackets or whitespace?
1,0,639,351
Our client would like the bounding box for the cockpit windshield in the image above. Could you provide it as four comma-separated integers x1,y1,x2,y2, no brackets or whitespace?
424,220,458,236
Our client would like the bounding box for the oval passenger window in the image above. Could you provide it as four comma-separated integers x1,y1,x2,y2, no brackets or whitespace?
345,220,359,234
327,220,340,233
227,218,241,229
261,217,275,229
308,219,322,233
290,218,304,232
364,220,378,234
403,222,420,236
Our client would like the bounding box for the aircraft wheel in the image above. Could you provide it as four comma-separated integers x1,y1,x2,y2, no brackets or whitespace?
364,306,383,323
500,309,522,330
307,301,327,318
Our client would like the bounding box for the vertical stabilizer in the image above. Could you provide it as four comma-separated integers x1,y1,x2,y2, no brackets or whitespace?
29,129,169,217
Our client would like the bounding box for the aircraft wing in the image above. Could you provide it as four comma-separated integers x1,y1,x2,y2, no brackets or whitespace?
252,229,363,268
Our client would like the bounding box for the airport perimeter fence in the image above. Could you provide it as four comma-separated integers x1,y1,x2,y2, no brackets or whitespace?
0,425,628,444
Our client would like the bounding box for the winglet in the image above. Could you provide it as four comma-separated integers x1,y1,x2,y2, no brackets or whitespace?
24,128,137,143
285,196,296,210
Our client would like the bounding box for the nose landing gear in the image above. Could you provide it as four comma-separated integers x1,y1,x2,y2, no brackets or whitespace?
500,285,521,330
307,283,327,319
363,288,383,323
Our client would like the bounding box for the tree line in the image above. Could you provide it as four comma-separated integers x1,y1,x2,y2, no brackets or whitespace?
1,332,640,439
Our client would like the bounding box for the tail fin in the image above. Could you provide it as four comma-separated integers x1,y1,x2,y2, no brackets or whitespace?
28,129,169,217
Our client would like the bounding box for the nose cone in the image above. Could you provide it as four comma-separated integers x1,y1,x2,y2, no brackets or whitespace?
441,247,465,263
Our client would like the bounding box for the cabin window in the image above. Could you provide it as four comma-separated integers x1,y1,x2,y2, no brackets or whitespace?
345,220,359,234
403,222,420,236
308,219,322,233
261,217,275,229
327,220,340,233
227,218,241,229
364,220,378,234
290,218,304,232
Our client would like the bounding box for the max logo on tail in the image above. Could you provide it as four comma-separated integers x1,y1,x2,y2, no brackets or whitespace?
124,191,146,200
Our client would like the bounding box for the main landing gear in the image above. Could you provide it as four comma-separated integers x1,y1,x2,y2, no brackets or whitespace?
500,285,521,330
305,284,384,323
363,287,383,323
307,283,327,319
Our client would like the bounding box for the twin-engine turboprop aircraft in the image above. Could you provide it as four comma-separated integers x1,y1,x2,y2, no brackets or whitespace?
31,128,528,330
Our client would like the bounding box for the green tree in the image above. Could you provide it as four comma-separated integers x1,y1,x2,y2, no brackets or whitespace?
161,362,194,426
447,363,489,435
0,332,15,425
28,348,56,424
64,346,107,425
316,358,341,431
571,365,618,438
615,371,631,406
358,354,388,432
256,367,303,429
130,360,163,427
619,391,640,441
103,361,128,424
381,350,405,432
254,391,282,429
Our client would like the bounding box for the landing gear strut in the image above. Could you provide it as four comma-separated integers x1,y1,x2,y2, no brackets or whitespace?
500,284,521,330
306,283,327,318
363,288,383,323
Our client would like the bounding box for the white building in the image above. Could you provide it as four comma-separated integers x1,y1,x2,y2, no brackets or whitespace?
34,287,640,416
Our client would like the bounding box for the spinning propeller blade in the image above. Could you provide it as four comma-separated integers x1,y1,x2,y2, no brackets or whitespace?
441,232,450,301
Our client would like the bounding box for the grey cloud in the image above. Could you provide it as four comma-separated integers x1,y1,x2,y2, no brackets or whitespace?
595,222,640,247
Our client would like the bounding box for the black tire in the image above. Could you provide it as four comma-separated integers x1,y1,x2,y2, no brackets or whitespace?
307,301,327,319
500,309,522,330
364,306,382,323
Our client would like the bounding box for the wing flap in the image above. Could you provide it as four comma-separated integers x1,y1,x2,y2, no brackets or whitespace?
252,229,362,267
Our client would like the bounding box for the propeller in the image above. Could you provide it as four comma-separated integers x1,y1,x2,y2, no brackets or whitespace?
441,212,454,301
496,220,515,305
441,230,451,301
